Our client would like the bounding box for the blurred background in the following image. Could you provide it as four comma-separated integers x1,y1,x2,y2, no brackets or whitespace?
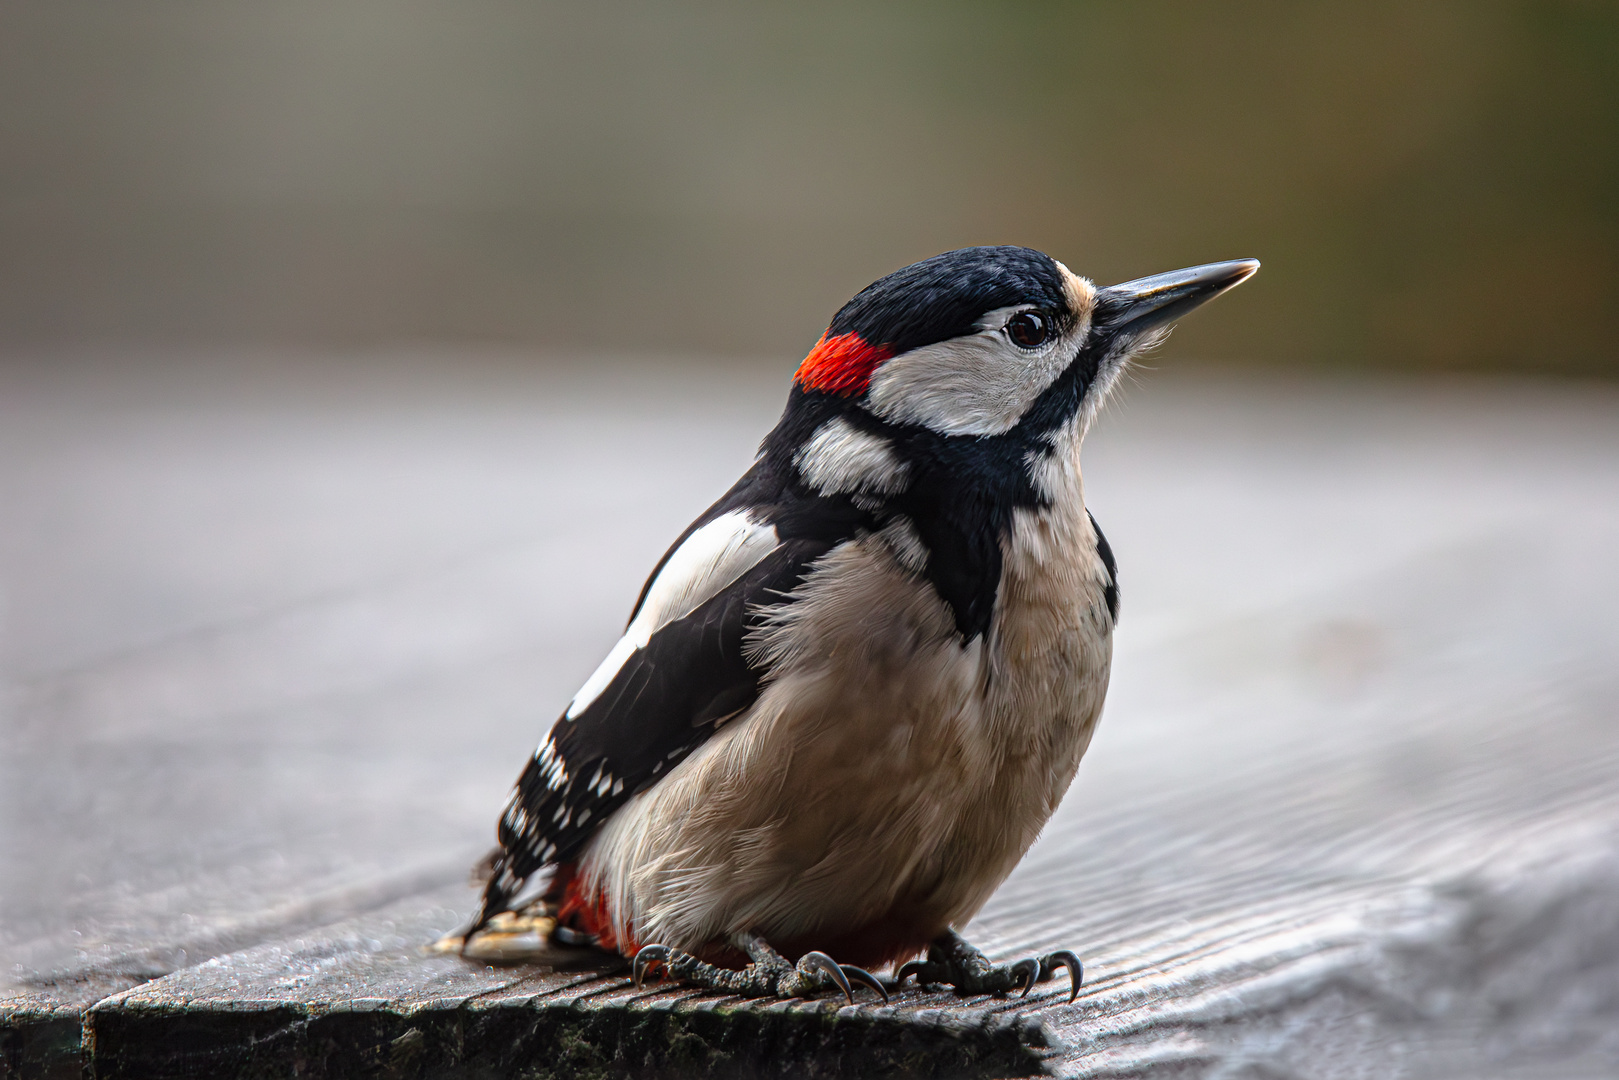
5,4,1619,1075
1,0,1615,371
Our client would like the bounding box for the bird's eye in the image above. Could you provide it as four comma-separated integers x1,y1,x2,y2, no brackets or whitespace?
1006,311,1049,348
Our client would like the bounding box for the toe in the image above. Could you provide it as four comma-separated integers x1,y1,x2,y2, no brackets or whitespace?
840,964,890,1004
1040,950,1084,1002
893,957,951,989
631,944,671,989
795,951,855,1003
1009,957,1041,997
892,959,926,987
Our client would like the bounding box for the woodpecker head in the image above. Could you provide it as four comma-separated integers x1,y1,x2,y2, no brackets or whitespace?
796,246,1255,435
770,246,1257,507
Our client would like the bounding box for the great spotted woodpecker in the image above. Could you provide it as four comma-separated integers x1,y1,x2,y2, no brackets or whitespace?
461,246,1258,1003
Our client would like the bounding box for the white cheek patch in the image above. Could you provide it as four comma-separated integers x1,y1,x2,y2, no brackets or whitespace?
566,511,778,718
865,306,1085,437
794,417,910,496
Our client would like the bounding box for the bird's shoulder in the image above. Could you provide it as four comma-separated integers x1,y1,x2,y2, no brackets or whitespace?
499,458,869,873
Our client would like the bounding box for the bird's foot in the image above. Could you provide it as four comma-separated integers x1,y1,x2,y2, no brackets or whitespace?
632,933,888,1004
893,929,1082,1003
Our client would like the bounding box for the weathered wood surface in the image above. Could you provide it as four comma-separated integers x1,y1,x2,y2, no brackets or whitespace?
3,356,1618,1078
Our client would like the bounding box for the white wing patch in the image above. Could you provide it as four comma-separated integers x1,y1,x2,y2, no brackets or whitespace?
794,417,910,496
563,511,779,719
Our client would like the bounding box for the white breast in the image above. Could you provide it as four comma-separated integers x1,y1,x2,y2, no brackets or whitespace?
579,460,1114,954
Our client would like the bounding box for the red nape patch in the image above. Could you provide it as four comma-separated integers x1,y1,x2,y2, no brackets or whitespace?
794,331,893,396
553,863,637,956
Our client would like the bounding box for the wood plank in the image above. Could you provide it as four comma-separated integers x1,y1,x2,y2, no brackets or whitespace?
79,530,1619,1077
5,360,1619,1077
85,887,1056,1080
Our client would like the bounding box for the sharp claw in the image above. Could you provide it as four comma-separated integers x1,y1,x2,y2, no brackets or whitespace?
800,951,855,1004
893,959,925,987
840,964,890,1004
1041,950,1084,1003
632,944,671,989
1009,957,1041,997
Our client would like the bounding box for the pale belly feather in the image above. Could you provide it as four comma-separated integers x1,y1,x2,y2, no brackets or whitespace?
579,496,1114,955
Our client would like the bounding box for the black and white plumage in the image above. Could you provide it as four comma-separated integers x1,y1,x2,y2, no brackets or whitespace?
465,247,1257,1001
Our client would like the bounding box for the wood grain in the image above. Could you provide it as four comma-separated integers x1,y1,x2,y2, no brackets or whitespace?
4,359,1617,1078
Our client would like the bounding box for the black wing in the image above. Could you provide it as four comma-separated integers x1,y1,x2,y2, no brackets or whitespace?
498,536,829,877
465,454,871,934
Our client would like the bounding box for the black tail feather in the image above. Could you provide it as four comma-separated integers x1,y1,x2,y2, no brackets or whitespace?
457,854,525,952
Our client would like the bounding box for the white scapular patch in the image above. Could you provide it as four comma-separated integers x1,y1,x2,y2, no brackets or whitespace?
866,265,1096,437
565,511,778,718
794,417,910,496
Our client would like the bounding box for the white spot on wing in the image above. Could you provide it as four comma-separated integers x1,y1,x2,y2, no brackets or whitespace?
566,511,779,717
534,733,569,787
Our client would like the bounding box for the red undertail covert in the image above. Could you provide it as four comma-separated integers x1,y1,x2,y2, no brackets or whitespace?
554,863,635,954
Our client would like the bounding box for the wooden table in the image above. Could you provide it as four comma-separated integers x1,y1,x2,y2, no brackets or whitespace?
4,356,1617,1078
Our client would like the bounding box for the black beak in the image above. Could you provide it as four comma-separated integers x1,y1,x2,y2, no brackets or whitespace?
1094,259,1259,340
